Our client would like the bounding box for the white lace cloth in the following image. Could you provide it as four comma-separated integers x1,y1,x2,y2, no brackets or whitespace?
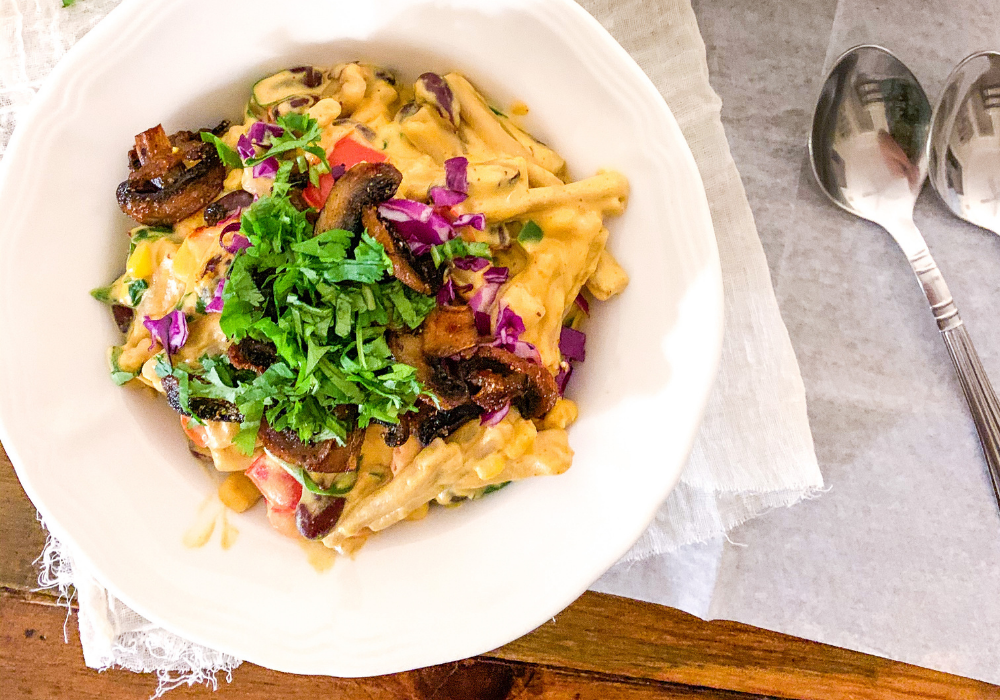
8,0,822,694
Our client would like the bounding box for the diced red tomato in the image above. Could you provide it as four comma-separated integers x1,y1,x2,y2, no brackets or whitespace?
245,455,302,512
265,501,301,539
180,416,208,449
302,136,389,209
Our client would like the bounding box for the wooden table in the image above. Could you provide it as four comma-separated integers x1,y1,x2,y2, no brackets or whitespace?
2,444,997,699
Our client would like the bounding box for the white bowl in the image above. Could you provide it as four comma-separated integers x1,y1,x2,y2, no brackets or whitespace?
0,0,722,675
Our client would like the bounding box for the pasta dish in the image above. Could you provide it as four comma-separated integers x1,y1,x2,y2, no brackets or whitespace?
92,62,629,553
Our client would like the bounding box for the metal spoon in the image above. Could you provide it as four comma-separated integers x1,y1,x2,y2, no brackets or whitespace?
929,51,1000,234
809,45,1000,510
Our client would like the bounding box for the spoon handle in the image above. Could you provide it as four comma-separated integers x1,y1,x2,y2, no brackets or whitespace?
941,323,1000,506
908,246,1000,505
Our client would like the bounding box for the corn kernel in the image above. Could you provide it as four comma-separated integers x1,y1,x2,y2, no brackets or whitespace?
405,502,430,521
474,453,506,480
126,241,153,280
502,418,537,460
223,169,244,191
218,472,261,513
542,399,578,430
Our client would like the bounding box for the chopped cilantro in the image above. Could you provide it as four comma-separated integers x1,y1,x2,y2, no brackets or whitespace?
483,481,511,495
129,225,173,255
489,106,507,118
61,0,76,6
200,132,243,168
518,220,543,245
169,117,438,452
243,113,329,170
127,278,148,307
429,238,492,267
110,347,138,386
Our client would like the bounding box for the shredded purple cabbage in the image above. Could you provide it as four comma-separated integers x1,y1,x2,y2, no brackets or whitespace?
416,72,458,125
474,311,491,335
444,157,469,194
236,134,255,162
144,310,189,356
482,266,509,284
247,121,284,144
451,212,486,230
429,186,466,207
559,327,586,362
436,278,457,306
220,221,252,253
480,402,510,427
252,156,279,179
378,199,457,255
206,278,225,313
491,305,541,363
555,364,573,395
452,256,489,271
574,293,590,315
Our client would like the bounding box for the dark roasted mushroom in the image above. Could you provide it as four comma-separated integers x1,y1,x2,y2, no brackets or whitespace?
259,418,365,473
227,337,279,374
387,331,470,409
161,375,243,422
117,125,226,226
459,346,559,419
372,417,411,448
315,162,402,235
415,403,483,445
361,206,432,294
420,305,484,357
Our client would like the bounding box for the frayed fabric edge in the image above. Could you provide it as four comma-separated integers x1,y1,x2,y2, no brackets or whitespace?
620,484,829,564
32,515,241,699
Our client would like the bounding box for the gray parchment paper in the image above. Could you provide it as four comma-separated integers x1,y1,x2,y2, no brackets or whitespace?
597,0,1000,684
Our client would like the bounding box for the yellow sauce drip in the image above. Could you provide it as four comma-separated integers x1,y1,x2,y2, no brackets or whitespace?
298,539,337,573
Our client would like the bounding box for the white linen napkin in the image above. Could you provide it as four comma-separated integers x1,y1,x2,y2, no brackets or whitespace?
5,0,822,692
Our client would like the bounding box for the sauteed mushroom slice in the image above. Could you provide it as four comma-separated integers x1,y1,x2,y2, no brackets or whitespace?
117,124,226,226
259,418,364,473
315,162,402,234
415,403,483,445
361,206,432,294
161,375,243,422
227,337,279,374
460,346,559,419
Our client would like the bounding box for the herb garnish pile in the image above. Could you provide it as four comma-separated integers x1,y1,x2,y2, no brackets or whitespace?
161,115,436,454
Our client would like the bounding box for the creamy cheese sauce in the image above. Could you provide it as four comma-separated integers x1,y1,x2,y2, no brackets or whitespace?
104,61,629,552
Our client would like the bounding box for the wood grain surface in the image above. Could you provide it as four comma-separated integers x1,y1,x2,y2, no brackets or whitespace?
3,443,998,700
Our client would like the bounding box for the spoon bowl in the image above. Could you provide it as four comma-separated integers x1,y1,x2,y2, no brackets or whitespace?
929,51,1000,235
810,45,931,228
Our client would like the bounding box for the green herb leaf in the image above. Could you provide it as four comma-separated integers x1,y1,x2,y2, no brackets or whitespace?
127,278,149,307
518,220,543,244
109,347,137,386
428,238,493,267
145,113,436,449
483,481,512,495
269,451,358,495
129,226,174,255
200,132,243,168
243,114,330,172
90,285,114,304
